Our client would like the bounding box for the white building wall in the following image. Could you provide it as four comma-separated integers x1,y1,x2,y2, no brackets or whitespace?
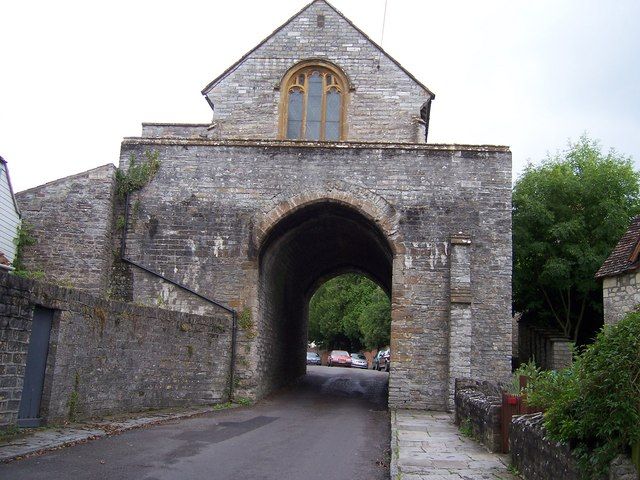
0,161,21,264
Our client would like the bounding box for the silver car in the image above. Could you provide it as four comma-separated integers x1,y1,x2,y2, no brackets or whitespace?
350,353,368,369
306,351,322,366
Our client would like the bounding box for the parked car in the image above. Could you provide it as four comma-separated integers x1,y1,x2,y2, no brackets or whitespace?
306,351,321,366
328,350,352,367
372,350,384,370
373,348,390,372
381,349,390,372
350,353,368,369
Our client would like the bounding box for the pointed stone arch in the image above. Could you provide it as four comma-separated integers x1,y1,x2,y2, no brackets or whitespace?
252,184,404,257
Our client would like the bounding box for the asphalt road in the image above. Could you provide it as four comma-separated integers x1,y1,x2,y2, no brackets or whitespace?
1,366,390,480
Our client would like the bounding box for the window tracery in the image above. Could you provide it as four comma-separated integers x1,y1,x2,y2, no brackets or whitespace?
280,63,347,141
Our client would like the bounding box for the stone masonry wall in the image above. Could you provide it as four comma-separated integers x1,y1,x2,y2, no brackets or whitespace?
0,271,232,428
609,456,639,480
203,1,432,143
15,164,117,295
141,123,212,139
510,413,581,480
602,272,640,325
454,378,502,453
510,413,638,480
117,138,512,410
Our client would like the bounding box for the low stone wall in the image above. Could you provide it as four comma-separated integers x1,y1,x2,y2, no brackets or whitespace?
0,271,232,428
510,413,639,480
454,378,502,452
609,455,639,480
510,413,580,480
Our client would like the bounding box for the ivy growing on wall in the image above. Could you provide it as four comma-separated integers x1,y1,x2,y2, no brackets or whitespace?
12,223,44,279
115,150,161,199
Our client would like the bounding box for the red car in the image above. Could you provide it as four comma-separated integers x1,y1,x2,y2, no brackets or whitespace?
328,350,352,367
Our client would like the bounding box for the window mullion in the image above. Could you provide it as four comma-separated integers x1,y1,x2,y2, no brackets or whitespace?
320,77,327,141
301,82,308,140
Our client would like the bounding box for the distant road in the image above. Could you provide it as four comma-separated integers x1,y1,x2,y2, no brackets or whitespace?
1,366,390,480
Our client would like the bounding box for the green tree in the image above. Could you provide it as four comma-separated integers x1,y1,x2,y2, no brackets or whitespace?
358,287,391,349
513,135,640,341
308,273,391,351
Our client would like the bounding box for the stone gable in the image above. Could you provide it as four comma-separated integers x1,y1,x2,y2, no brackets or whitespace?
202,0,434,143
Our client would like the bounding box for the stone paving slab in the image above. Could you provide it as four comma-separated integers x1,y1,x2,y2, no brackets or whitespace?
391,409,519,480
0,404,237,463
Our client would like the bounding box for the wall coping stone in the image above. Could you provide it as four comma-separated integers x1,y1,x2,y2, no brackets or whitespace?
122,136,511,153
0,270,229,322
16,163,116,195
141,122,212,127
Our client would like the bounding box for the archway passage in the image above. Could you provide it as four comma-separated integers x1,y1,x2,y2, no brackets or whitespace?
257,201,394,396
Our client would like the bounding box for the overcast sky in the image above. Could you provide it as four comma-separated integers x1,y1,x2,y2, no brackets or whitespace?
2,0,639,192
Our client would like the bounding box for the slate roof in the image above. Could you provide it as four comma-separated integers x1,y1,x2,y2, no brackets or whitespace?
595,215,640,278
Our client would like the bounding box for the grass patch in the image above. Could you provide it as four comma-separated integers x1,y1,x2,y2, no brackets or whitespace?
0,424,22,444
458,418,473,438
507,463,521,476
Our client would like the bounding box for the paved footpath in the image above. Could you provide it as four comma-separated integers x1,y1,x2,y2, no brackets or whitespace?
391,410,519,480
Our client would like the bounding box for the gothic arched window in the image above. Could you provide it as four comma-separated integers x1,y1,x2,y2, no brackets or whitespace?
280,62,347,142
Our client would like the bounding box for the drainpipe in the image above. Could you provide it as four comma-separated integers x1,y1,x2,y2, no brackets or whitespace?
120,193,238,401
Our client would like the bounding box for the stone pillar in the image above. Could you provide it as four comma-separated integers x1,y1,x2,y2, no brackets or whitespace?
448,233,472,410
549,338,573,370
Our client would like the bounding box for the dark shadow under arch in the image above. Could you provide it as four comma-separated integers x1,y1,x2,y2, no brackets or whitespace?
256,201,394,396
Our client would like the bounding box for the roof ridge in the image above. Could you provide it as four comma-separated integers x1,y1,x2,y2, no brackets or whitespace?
201,0,319,95
318,0,434,97
201,0,434,98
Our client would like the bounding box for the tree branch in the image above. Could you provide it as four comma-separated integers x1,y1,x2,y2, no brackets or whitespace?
541,287,568,334
567,288,572,337
572,294,588,342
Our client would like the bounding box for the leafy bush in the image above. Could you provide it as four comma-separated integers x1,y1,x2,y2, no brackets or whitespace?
526,311,640,478
505,360,541,395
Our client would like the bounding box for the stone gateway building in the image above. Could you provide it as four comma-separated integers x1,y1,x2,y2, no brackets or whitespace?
13,0,512,414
